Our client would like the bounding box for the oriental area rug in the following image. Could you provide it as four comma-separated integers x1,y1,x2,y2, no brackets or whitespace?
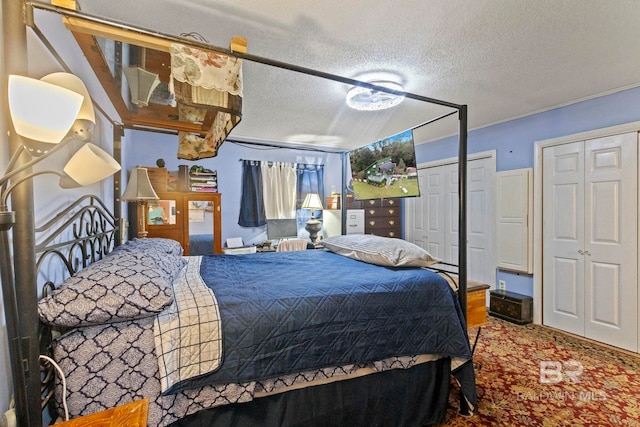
441,317,640,427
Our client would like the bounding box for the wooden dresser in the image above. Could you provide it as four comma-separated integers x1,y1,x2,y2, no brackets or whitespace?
349,198,402,238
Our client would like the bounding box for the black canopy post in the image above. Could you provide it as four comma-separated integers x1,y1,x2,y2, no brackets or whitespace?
457,105,468,319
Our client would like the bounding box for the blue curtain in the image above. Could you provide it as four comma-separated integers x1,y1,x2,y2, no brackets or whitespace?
296,164,325,223
238,160,266,227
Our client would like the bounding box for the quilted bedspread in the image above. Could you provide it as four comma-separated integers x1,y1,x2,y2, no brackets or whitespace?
171,250,474,396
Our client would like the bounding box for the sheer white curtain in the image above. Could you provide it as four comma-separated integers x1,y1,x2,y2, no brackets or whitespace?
261,161,297,219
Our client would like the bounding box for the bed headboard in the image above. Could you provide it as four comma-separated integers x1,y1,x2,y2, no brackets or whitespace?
34,195,120,421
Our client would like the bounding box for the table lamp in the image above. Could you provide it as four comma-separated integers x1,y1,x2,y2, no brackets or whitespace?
122,167,159,238
302,193,323,243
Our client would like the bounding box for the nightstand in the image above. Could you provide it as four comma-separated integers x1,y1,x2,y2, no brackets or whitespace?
56,398,148,426
467,283,490,329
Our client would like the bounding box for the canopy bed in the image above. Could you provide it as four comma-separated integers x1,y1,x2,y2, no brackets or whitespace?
2,1,472,426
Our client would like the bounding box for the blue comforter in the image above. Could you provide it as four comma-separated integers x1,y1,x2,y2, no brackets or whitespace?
173,250,474,400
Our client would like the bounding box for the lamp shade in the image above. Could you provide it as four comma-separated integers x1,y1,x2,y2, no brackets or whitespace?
40,72,95,124
122,167,159,201
123,66,161,107
8,75,83,146
302,193,324,211
60,144,121,189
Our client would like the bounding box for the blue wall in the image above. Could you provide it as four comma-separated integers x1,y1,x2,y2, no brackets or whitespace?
415,86,640,296
123,131,343,246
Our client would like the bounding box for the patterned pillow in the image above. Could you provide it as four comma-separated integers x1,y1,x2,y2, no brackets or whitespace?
130,249,187,283
38,251,174,327
320,234,440,268
114,237,184,256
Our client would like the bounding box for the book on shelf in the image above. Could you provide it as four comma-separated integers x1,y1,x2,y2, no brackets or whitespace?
188,169,217,192
191,187,218,192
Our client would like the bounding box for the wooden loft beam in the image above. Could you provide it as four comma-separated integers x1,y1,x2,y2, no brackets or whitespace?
70,31,132,122
48,0,246,135
124,115,208,134
51,0,76,9
51,0,246,54
63,16,173,52
51,0,171,51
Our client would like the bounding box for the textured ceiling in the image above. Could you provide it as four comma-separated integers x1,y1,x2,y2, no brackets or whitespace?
63,0,640,149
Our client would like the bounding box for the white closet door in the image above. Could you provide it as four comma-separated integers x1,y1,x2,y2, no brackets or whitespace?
405,169,431,251
583,133,637,351
466,159,496,286
542,142,586,336
444,164,459,264
543,132,637,351
423,166,447,259
405,156,495,286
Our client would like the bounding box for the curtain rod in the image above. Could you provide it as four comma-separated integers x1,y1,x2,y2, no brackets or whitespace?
239,159,325,167
27,0,464,112
230,139,345,154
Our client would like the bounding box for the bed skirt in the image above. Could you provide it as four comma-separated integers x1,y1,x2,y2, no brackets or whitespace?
168,356,451,427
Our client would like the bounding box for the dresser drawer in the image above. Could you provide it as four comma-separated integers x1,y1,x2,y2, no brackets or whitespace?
361,198,401,208
366,218,399,229
365,228,400,238
365,207,401,218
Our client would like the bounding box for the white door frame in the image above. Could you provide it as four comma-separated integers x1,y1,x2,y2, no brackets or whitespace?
533,121,640,325
413,150,497,287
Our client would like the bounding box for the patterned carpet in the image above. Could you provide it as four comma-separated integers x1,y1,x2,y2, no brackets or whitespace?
440,316,640,427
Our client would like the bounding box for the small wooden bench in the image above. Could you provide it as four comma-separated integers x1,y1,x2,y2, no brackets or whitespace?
466,282,491,356
467,283,491,329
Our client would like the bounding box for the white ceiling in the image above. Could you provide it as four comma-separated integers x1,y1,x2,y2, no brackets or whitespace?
67,0,640,149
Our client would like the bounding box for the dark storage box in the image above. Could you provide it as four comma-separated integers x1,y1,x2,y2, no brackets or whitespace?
489,290,533,324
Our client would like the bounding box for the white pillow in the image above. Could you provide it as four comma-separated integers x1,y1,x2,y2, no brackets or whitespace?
320,234,440,268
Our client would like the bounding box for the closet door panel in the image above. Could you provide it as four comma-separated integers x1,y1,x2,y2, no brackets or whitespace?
445,165,459,264
553,256,581,316
424,168,446,259
405,172,427,248
584,133,637,351
590,261,620,325
542,142,585,336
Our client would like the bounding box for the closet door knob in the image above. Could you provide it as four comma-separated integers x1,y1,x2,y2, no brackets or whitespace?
585,250,592,256
578,250,585,255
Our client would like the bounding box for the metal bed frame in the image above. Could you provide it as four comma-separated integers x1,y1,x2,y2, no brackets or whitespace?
3,1,469,425
35,196,120,421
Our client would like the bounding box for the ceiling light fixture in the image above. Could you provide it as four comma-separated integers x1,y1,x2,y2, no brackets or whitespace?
345,80,405,111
